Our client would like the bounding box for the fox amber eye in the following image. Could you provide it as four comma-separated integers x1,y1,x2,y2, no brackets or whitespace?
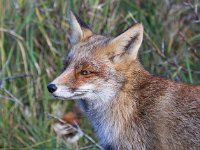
80,70,91,75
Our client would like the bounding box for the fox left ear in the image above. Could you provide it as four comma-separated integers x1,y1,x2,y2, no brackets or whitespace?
108,23,143,63
68,11,93,45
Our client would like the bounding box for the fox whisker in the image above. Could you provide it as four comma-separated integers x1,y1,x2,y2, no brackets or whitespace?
74,89,95,93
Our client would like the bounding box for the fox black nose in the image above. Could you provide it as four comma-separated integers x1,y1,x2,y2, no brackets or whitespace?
47,84,57,93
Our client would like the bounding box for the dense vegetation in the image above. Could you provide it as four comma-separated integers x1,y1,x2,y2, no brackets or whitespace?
0,0,199,149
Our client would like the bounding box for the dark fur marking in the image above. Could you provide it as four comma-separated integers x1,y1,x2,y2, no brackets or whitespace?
73,12,91,29
78,99,89,112
104,144,115,150
124,33,139,51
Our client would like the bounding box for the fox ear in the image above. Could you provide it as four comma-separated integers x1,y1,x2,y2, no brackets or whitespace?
68,11,93,44
108,23,143,63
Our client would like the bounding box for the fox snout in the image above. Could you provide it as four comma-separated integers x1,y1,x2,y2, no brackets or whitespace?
47,84,57,93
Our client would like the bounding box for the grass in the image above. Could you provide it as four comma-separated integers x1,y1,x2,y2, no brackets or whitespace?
0,0,199,149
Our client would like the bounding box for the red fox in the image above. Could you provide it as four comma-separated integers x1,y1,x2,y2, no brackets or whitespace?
48,12,200,150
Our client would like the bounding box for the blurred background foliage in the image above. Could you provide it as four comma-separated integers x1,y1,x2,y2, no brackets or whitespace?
0,0,199,149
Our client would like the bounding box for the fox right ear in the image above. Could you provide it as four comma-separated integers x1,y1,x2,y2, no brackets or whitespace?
68,11,93,45
107,23,143,63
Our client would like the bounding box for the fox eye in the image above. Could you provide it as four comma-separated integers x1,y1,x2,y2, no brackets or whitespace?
80,70,91,75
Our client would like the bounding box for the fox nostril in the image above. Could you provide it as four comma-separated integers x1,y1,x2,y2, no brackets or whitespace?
47,84,57,93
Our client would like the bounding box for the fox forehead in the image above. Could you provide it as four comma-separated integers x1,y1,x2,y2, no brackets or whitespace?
68,35,110,60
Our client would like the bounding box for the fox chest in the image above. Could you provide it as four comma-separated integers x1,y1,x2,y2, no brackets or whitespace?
77,100,148,149
77,100,120,147
90,114,120,148
87,109,150,150
91,116,149,150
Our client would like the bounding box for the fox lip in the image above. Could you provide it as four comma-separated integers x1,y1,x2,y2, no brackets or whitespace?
53,95,66,100
52,93,85,100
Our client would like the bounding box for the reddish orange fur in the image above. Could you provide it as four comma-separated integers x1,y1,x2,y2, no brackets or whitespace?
49,12,200,150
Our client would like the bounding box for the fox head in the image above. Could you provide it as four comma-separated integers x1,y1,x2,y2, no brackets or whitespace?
48,12,143,105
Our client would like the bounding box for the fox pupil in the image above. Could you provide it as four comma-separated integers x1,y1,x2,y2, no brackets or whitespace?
80,70,91,75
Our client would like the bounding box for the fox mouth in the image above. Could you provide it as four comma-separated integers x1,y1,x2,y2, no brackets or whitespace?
52,92,86,100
